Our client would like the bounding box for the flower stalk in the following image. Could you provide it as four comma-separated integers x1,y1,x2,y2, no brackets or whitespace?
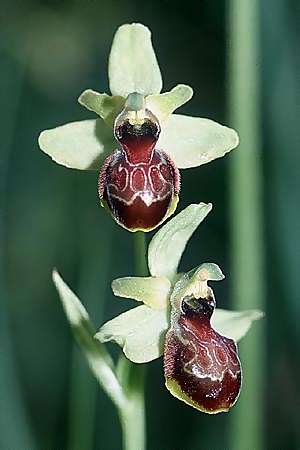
117,356,146,450
134,232,148,278
118,232,147,450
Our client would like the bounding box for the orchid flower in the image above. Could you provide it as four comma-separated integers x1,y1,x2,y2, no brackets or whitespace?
87,203,263,413
38,23,239,232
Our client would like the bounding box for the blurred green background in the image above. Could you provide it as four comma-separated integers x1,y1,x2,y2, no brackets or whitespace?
1,0,299,449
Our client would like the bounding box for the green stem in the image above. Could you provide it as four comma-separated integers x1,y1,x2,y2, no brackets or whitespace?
134,231,148,277
118,232,147,450
227,1,265,449
118,356,146,450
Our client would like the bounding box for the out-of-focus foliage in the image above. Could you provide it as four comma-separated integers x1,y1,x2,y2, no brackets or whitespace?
0,0,299,449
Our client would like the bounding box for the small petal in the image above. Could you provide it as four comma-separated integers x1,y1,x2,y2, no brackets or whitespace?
148,203,212,282
109,23,162,97
211,308,264,342
78,90,125,127
112,276,171,310
95,305,169,363
146,84,193,123
39,119,116,170
157,114,239,169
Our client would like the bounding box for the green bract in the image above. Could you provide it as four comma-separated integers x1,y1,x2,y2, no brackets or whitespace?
38,23,239,172
52,270,125,408
95,203,263,363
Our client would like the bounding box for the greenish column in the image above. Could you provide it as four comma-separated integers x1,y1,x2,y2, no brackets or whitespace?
227,1,266,449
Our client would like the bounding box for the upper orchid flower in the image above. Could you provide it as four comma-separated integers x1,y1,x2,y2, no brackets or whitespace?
38,23,239,232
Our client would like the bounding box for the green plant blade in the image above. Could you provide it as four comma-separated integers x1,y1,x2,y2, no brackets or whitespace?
158,114,239,169
108,23,162,97
52,270,125,408
38,119,116,170
146,84,193,123
78,90,125,127
112,276,171,310
148,203,212,282
211,308,264,342
95,305,169,363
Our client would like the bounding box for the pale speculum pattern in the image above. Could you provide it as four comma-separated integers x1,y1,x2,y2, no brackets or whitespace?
98,115,180,231
164,296,242,413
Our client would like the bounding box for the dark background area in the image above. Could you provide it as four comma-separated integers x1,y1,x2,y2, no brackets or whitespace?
1,0,299,449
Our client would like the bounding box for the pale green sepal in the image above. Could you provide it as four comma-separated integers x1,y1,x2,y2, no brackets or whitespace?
157,114,239,169
108,23,162,97
38,119,116,170
112,276,171,310
95,305,169,363
146,84,193,123
211,308,264,342
52,270,125,408
78,90,125,127
148,203,212,282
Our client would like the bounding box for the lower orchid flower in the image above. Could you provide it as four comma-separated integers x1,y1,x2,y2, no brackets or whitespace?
94,203,263,413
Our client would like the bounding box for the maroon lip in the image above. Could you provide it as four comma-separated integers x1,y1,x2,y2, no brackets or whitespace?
98,117,180,231
164,296,242,413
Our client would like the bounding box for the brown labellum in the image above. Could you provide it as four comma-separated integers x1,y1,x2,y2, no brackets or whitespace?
98,104,180,232
164,294,242,413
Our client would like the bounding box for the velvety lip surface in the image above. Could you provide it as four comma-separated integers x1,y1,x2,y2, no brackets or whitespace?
164,296,242,413
99,147,179,231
